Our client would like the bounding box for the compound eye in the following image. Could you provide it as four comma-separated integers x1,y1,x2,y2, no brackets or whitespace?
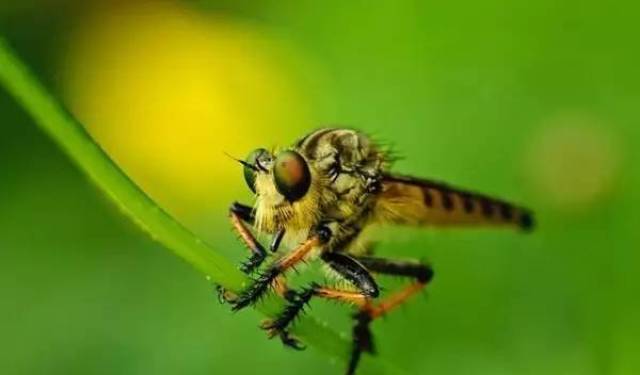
273,150,311,202
243,148,268,193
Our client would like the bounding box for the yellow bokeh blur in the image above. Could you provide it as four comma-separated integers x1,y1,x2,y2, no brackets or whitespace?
60,1,314,220
525,111,622,212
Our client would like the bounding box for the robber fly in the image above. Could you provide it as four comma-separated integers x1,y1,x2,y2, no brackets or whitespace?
224,128,534,375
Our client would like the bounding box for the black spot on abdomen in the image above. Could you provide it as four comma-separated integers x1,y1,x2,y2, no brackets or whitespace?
441,191,454,211
422,188,434,207
481,199,494,217
461,194,474,213
499,203,513,220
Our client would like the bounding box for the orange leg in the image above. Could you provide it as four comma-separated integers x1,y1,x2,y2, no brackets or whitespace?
229,202,267,274
272,274,288,297
313,286,370,308
230,210,263,256
275,237,320,270
231,234,323,312
217,203,267,303
261,251,379,352
346,256,434,375
364,281,427,319
222,203,288,303
261,284,373,342
353,255,433,320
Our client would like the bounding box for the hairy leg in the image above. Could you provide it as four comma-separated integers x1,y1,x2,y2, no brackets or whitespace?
229,202,267,273
356,256,433,317
220,202,290,303
259,252,379,354
346,256,434,375
230,225,330,312
260,282,374,352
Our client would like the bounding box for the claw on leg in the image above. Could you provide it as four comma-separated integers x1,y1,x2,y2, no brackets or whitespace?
215,285,237,304
259,320,306,350
278,330,306,350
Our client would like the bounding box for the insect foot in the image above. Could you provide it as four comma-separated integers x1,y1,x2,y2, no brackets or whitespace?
239,252,266,274
215,285,238,304
273,329,306,351
230,267,279,312
260,285,317,349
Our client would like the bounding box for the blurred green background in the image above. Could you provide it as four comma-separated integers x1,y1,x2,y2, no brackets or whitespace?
1,1,639,374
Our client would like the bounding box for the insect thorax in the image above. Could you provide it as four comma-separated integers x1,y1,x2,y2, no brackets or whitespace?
301,129,388,246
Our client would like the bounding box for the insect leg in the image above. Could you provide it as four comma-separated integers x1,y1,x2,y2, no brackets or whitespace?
229,202,267,274
320,252,382,375
347,311,374,375
230,201,255,223
270,228,286,253
321,252,379,297
261,283,374,350
216,202,267,303
261,253,379,356
335,256,433,374
353,256,434,319
230,225,330,312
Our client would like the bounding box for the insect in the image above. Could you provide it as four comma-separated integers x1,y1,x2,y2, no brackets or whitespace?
223,128,534,374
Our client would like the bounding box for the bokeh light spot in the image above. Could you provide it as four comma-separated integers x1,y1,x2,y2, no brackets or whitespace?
525,112,622,212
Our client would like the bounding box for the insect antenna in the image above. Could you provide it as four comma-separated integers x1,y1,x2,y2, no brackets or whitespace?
223,151,259,172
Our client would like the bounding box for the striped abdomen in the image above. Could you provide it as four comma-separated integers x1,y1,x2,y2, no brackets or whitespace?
375,174,534,231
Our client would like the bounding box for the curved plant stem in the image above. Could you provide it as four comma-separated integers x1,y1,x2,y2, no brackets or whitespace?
0,37,404,374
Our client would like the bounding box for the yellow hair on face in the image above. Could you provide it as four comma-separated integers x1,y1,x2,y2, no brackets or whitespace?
253,162,326,235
